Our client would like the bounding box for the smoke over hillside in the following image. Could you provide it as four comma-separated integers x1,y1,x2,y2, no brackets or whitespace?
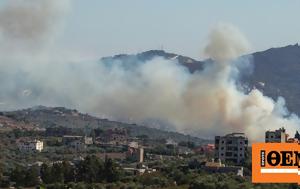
0,1,299,141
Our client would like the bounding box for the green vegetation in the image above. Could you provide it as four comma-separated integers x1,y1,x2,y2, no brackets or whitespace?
8,155,121,188
1,107,300,188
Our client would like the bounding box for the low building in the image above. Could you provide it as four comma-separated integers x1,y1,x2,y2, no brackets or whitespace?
146,153,178,161
27,161,44,167
165,138,178,146
203,159,243,176
63,135,83,144
194,144,215,154
18,139,43,153
265,127,288,143
97,128,128,145
84,136,93,145
63,135,93,145
178,146,194,155
287,138,299,143
215,133,248,164
123,164,156,175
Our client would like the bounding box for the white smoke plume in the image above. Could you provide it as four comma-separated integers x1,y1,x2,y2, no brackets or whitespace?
0,0,298,141
0,0,69,52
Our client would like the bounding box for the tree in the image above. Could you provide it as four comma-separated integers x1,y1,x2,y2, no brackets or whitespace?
76,155,104,183
0,164,9,188
0,164,3,181
94,128,104,137
52,162,64,183
24,165,40,187
10,166,26,186
62,161,76,183
295,131,300,140
104,157,119,183
41,163,52,184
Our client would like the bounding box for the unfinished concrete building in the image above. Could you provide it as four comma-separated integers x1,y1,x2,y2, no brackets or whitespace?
215,133,248,164
265,127,288,143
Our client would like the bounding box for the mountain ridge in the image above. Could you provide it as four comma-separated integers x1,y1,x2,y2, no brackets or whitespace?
100,44,300,116
0,106,210,144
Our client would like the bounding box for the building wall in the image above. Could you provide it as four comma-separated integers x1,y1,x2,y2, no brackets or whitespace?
138,148,144,163
18,140,43,153
215,133,248,164
265,128,287,143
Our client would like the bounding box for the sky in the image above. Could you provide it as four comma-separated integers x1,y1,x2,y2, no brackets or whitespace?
56,0,300,60
0,0,300,59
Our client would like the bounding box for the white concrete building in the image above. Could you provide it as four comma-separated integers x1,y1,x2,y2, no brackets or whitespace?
165,138,178,146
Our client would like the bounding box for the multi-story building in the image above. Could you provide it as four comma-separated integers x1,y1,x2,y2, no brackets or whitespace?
265,127,288,143
215,133,248,164
126,142,144,163
18,139,43,153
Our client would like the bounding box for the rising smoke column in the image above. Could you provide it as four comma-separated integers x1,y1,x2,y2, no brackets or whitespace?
83,24,300,141
0,0,298,141
0,0,71,108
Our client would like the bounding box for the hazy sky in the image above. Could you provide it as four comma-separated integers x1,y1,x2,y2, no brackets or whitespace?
57,1,300,59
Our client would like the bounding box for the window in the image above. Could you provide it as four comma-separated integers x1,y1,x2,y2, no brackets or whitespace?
226,152,233,156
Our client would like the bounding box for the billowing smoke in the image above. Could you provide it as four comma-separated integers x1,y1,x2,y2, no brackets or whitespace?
204,24,250,63
0,0,69,51
0,1,299,141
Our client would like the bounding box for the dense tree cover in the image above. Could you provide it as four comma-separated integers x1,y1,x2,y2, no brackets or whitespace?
10,165,40,187
11,128,44,138
0,164,9,187
188,173,300,189
6,157,300,189
45,126,84,137
9,155,121,187
147,144,178,156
